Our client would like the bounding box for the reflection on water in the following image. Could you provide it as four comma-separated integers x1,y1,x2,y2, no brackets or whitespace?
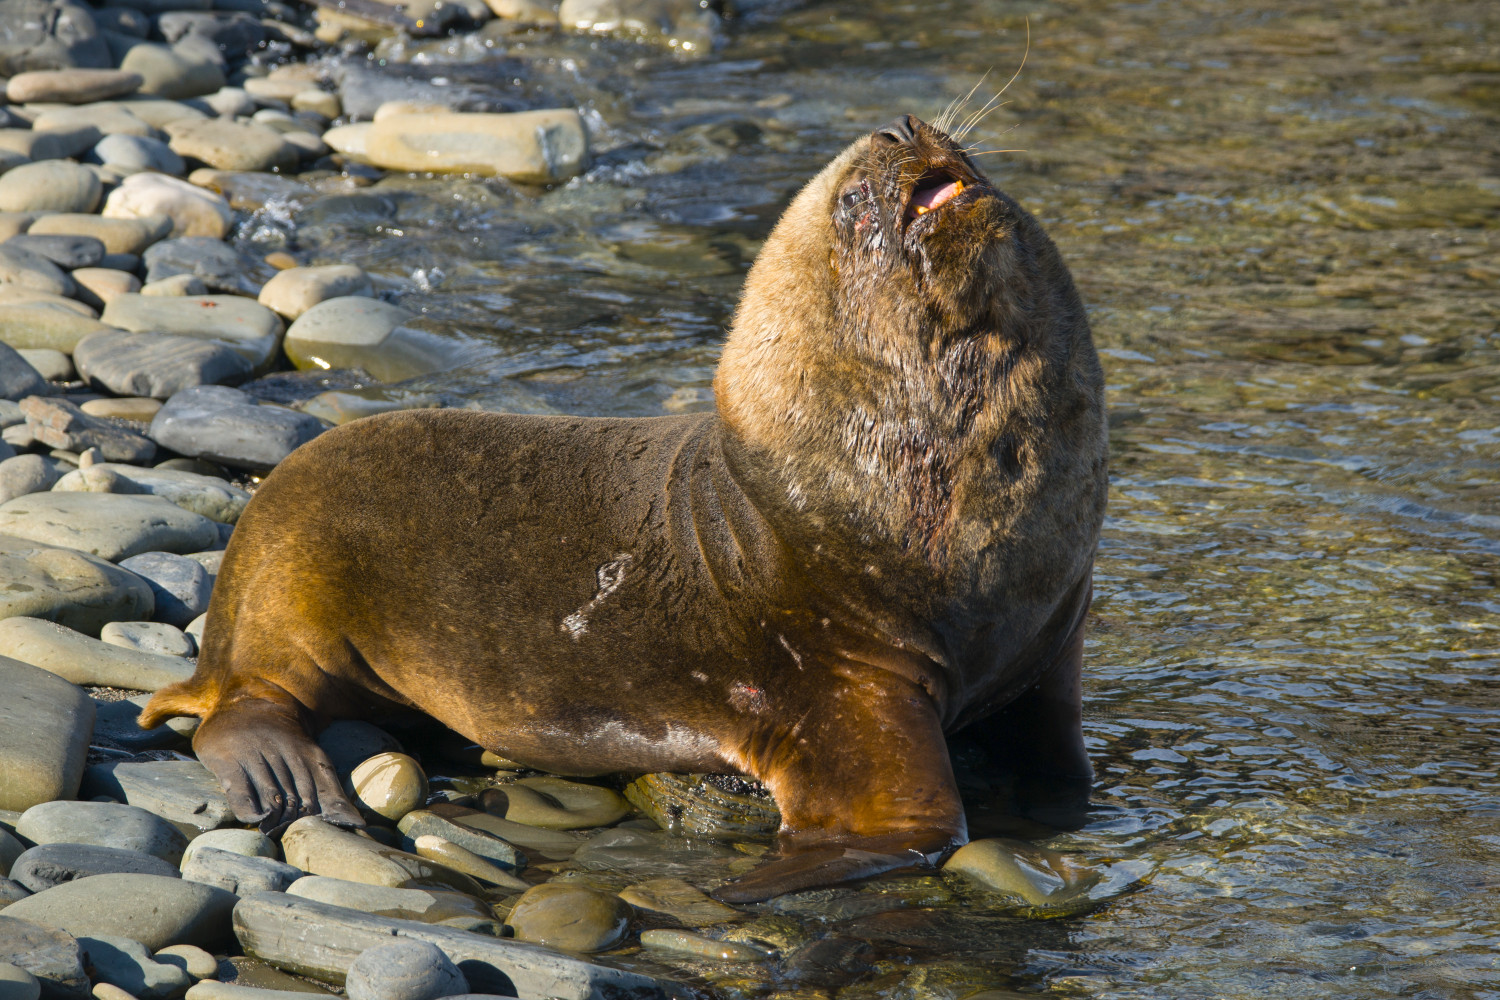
238,0,1499,995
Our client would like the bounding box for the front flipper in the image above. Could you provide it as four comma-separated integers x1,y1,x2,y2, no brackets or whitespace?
192,684,364,835
711,663,966,903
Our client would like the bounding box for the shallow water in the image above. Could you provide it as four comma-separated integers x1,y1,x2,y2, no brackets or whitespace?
240,1,1499,995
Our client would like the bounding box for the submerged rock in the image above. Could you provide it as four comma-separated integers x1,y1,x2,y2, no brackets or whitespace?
506,882,632,954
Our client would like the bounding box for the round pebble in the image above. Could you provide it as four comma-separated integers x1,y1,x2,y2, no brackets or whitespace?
94,134,187,177
0,162,103,214
152,944,217,981
349,752,428,822
181,828,278,867
100,621,196,658
345,940,467,1000
118,551,214,627
506,882,632,953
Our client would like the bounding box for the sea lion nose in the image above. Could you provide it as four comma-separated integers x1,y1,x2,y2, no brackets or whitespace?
873,114,922,147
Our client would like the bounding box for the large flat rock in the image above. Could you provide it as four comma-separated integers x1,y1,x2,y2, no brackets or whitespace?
0,656,93,812
0,617,195,691
81,761,232,832
0,915,88,1000
16,801,188,864
0,492,218,561
0,535,154,635
233,892,676,998
74,330,252,400
149,386,324,471
100,295,282,373
1,874,236,951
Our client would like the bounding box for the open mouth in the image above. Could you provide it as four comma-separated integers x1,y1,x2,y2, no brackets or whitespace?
906,169,966,222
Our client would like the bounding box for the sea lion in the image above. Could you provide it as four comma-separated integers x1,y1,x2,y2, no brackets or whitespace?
141,113,1107,902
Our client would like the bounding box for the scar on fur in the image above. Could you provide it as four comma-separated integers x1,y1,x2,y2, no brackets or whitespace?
561,553,634,639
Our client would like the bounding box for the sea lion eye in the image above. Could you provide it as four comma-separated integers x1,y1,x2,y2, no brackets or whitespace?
839,180,871,211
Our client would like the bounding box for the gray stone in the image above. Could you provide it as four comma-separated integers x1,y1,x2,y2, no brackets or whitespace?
0,127,101,163
75,331,252,401
345,940,466,1000
141,275,206,297
0,879,30,910
52,463,250,524
81,762,233,833
232,893,676,998
0,961,38,1000
165,119,296,174
0,618,194,691
0,656,93,812
0,832,22,876
285,877,499,935
283,298,456,384
3,236,105,270
69,269,140,311
0,491,217,560
6,70,141,104
14,350,71,382
118,44,225,102
156,12,267,52
151,944,216,982
0,163,101,215
180,830,275,868
364,109,588,184
316,721,403,779
0,344,48,402
16,802,187,864
0,305,114,354
114,97,207,131
101,296,284,373
0,915,86,999
180,847,299,897
17,397,156,464
30,104,152,141
149,386,324,471
90,695,193,753
278,819,483,896
101,174,232,241
142,239,259,296
117,551,212,627
92,7,152,38
0,246,75,299
100,621,195,658
78,934,191,1000
0,0,110,79
394,813,525,872
0,873,236,950
93,134,185,177
0,535,153,632
27,214,171,257
9,844,179,893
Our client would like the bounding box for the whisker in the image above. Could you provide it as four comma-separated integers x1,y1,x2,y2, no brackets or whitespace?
955,18,1031,141
934,69,992,134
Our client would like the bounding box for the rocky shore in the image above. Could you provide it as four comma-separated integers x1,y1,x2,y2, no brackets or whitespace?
0,1,1122,997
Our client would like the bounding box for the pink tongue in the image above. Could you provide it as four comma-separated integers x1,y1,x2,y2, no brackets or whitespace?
911,179,960,212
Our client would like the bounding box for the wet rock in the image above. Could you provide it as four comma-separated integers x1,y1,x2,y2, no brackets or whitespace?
117,551,212,627
0,656,93,812
283,298,456,383
17,397,156,464
0,962,39,1000
0,490,217,559
0,873,236,951
150,944,216,982
489,777,630,831
27,214,172,257
90,694,194,753
0,915,87,1000
74,332,251,401
345,940,466,1000
180,847,300,896
70,269,141,310
0,305,113,354
406,838,528,892
395,812,525,871
149,385,324,471
53,462,250,524
623,772,779,836
164,119,297,174
102,296,284,373
6,70,142,104
286,876,500,934
102,174,232,240
0,246,75,299
82,761,234,833
118,44,225,102
2,236,104,271
0,534,152,631
316,721,403,778
0,618,195,690
78,934,191,1000
428,807,584,859
94,134,186,177
0,163,102,215
204,958,335,994
0,343,48,402
16,801,188,864
180,830,276,868
619,877,742,927
638,928,765,962
348,754,427,824
0,0,110,78
506,882,631,954
100,621,195,658
280,818,484,895
233,893,670,997
364,110,588,183
942,838,1096,912
558,0,719,52
258,266,372,321
10,844,179,893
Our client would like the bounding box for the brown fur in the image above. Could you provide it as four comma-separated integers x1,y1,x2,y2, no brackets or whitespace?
142,115,1107,901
